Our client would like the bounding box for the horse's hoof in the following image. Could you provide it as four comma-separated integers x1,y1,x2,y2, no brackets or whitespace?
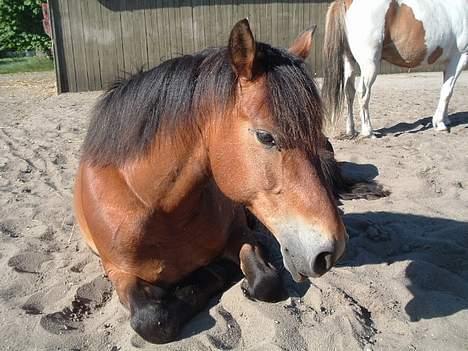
434,122,448,132
360,129,382,139
359,132,375,139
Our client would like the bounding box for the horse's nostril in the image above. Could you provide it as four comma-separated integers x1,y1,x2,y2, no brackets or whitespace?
314,252,334,275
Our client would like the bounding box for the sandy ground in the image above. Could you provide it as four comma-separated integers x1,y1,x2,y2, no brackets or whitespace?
0,70,467,351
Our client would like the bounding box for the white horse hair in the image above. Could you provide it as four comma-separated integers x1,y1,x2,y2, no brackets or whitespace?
322,0,468,137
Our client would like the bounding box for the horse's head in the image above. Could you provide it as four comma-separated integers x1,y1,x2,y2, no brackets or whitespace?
208,19,347,282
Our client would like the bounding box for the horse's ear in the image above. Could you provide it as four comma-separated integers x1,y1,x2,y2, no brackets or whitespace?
229,18,256,80
288,25,316,60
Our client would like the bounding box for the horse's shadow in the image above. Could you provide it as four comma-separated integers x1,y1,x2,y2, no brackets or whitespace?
338,160,379,181
375,111,468,137
339,212,468,322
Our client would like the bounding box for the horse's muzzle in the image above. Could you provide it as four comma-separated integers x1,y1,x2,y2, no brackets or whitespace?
279,230,346,282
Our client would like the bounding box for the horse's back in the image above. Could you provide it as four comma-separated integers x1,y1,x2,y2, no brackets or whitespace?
344,0,467,66
399,0,468,56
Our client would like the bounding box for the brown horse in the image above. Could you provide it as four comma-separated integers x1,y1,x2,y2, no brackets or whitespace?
74,19,384,344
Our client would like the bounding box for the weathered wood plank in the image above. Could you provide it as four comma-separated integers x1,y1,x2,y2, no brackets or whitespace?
201,1,211,48
48,0,69,92
256,0,269,44
279,1,289,47
135,0,149,71
66,0,89,91
231,0,239,27
180,0,194,54
121,0,147,72
206,0,217,47
247,0,258,39
80,0,101,90
60,0,78,92
289,0,299,47
314,2,328,76
192,0,206,52
96,1,118,88
271,1,279,45
171,0,184,57
218,1,232,46
119,0,132,73
214,0,224,47
156,0,169,62
145,0,160,69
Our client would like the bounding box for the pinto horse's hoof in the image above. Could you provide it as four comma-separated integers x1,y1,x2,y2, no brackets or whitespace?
360,131,381,139
434,122,449,132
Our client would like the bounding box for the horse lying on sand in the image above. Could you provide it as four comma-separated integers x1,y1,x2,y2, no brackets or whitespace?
74,19,386,344
322,0,468,137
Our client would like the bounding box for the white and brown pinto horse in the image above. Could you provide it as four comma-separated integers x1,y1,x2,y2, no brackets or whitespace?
74,19,386,344
323,0,468,137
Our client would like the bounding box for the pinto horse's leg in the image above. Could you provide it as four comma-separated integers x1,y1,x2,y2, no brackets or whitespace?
223,225,286,303
105,261,239,344
357,60,378,137
344,55,357,136
433,53,468,131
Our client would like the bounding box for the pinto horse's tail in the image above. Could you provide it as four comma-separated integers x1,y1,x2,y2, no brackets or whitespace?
322,0,351,131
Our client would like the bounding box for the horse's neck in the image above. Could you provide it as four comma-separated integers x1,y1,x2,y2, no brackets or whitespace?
119,138,241,240
120,140,210,214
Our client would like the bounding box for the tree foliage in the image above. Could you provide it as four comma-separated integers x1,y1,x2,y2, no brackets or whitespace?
0,0,50,53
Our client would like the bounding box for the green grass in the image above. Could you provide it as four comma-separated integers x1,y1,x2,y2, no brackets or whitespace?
0,56,54,74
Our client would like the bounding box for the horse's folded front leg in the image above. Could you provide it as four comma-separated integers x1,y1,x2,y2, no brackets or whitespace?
239,242,286,302
106,260,240,344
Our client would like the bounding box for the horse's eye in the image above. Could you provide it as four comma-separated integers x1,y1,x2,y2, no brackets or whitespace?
255,130,276,148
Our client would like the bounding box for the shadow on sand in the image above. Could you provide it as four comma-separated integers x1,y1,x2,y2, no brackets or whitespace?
375,111,468,137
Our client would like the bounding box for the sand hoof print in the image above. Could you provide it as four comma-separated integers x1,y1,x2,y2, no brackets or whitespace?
40,276,113,335
8,252,51,273
206,305,241,350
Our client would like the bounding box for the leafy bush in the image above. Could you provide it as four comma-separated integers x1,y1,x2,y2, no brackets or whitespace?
0,0,51,53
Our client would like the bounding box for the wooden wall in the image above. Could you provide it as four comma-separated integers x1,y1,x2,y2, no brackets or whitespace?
48,0,441,93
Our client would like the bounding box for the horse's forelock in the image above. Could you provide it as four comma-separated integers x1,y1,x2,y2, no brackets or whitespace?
261,45,324,154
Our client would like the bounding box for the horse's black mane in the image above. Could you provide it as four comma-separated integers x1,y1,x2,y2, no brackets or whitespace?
82,43,323,166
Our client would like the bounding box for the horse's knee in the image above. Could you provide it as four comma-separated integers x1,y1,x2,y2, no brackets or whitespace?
241,264,285,302
130,299,180,344
125,281,180,344
129,260,240,343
